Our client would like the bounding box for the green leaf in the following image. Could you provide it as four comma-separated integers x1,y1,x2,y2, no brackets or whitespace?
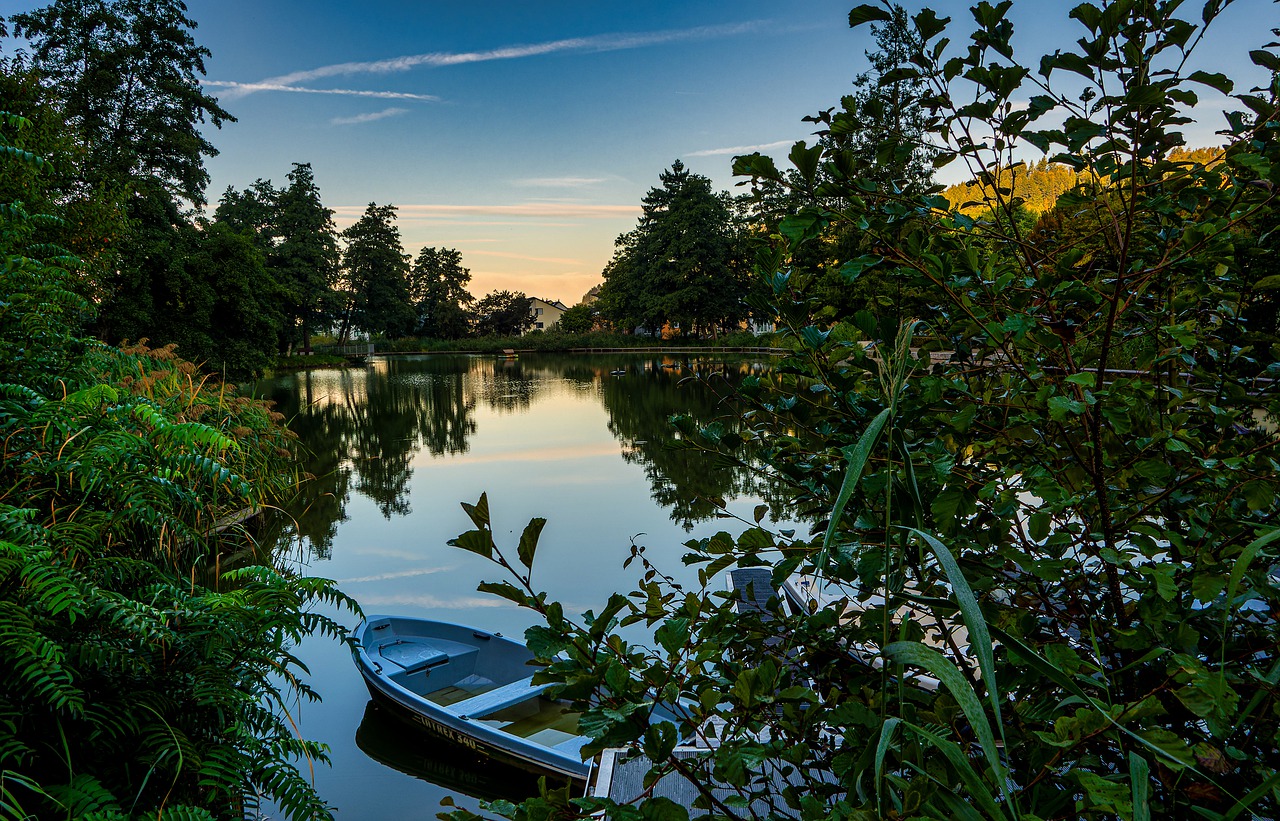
1028,511,1051,543
517,517,546,569
1186,70,1233,94
913,8,950,40
849,4,893,27
874,717,901,810
1131,752,1151,821
789,141,824,190
881,67,921,84
821,408,892,565
907,530,1004,734
1077,771,1132,815
448,528,494,560
1069,3,1103,31
882,641,1010,807
839,254,882,283
1047,395,1085,421
643,721,679,764
476,580,528,606
655,617,690,655
1249,49,1280,71
461,493,490,529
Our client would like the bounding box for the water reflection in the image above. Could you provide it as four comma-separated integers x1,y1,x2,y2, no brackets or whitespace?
252,353,790,817
257,353,781,548
354,701,546,802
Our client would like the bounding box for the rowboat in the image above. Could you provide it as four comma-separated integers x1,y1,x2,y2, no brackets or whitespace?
352,615,685,780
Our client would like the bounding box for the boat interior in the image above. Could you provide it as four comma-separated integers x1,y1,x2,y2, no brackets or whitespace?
363,617,583,749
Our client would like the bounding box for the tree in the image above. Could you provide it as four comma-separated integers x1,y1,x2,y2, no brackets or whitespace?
557,302,596,334
338,202,414,341
214,164,342,355
598,161,749,338
471,290,533,337
8,0,287,374
214,177,280,248
185,220,285,375
10,0,233,208
446,3,1280,819
0,105,352,821
818,3,936,194
408,246,474,339
273,163,341,354
97,191,284,378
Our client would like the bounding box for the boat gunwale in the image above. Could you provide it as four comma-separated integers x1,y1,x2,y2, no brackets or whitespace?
352,615,591,780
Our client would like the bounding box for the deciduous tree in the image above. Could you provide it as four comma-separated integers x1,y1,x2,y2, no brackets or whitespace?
274,163,341,354
11,0,233,207
471,290,533,337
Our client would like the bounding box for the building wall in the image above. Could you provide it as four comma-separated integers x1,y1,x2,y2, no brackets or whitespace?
527,298,568,333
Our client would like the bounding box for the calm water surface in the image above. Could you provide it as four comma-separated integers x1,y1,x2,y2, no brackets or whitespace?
253,352,783,818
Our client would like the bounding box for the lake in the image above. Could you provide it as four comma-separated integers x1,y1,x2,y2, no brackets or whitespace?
252,352,786,818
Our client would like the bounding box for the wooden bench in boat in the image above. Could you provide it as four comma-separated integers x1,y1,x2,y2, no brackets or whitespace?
450,675,550,719
378,640,451,673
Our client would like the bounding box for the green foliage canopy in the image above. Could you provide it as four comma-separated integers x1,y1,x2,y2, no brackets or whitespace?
409,246,475,340
599,161,750,338
447,2,1280,819
339,202,415,341
471,290,534,338
0,110,356,820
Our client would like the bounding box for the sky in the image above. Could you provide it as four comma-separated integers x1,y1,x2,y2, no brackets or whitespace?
4,0,1278,303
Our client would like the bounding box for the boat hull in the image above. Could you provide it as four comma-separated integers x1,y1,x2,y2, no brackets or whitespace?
352,616,592,781
358,672,584,780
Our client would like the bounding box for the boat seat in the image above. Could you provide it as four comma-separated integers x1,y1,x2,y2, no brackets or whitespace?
377,640,450,674
450,675,549,718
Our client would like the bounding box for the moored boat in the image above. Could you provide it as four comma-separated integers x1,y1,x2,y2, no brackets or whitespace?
352,615,686,781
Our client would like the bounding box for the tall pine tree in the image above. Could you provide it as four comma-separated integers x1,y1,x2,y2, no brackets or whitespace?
408,246,474,340
599,161,747,338
274,163,341,354
339,203,413,342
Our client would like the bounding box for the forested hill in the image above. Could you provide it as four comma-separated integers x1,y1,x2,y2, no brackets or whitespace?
942,146,1223,215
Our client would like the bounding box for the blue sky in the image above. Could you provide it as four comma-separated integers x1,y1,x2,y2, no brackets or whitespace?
6,0,1278,302
184,0,868,302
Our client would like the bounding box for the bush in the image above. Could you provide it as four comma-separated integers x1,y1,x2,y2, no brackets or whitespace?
1,109,354,821
444,3,1280,819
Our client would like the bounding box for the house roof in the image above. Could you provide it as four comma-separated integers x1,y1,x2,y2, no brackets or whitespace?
531,297,569,311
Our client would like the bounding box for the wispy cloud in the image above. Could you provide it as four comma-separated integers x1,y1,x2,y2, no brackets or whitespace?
686,139,795,157
217,21,770,100
333,203,639,220
203,80,439,102
515,176,608,188
331,106,408,126
356,593,511,610
338,565,453,583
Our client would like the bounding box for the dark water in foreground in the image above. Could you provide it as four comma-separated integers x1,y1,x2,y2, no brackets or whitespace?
252,353,784,818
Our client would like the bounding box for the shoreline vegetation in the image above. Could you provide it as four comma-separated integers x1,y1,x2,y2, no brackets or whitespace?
268,332,792,373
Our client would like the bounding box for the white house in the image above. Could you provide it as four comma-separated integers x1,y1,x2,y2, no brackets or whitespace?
526,297,570,333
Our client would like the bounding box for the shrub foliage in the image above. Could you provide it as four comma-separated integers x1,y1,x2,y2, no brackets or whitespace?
1,112,356,819
445,2,1280,819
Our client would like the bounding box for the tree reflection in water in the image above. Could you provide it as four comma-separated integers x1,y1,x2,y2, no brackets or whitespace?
254,353,786,557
